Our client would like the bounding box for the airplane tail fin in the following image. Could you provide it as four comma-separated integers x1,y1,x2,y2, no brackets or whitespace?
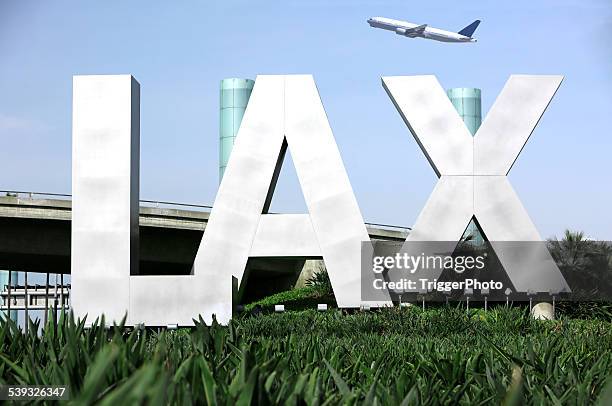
458,20,480,37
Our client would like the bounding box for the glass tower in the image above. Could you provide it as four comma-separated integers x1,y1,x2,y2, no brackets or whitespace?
447,87,485,245
219,78,255,182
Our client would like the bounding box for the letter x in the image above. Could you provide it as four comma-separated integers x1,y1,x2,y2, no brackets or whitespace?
383,75,569,294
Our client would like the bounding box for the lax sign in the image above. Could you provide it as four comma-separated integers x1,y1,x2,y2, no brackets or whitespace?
71,74,567,326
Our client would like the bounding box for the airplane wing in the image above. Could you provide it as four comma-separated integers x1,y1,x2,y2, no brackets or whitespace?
404,24,427,37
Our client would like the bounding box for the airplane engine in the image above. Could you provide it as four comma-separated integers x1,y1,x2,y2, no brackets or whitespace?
395,28,407,36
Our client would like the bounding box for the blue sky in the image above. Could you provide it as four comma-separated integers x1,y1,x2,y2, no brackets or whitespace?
1,0,611,239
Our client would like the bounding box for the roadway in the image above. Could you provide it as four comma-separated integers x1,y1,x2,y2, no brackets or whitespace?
0,192,410,276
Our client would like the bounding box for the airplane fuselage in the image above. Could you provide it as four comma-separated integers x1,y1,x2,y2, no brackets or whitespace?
368,17,476,43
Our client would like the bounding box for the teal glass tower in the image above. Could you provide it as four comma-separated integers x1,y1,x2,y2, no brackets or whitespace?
447,87,482,135
447,87,485,245
219,78,255,182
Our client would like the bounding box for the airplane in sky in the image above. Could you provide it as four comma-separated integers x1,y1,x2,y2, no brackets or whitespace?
367,17,481,43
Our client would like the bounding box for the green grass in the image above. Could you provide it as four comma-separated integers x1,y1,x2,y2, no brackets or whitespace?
1,307,612,404
243,286,336,312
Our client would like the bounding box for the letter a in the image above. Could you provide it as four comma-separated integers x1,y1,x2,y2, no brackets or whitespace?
193,75,391,320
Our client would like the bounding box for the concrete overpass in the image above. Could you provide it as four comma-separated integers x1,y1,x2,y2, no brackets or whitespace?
0,192,410,279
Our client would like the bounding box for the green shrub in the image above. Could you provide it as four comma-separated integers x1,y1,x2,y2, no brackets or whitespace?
305,264,333,295
556,301,612,321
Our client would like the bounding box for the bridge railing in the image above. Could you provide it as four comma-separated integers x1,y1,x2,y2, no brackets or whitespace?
1,190,411,230
1,190,214,211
